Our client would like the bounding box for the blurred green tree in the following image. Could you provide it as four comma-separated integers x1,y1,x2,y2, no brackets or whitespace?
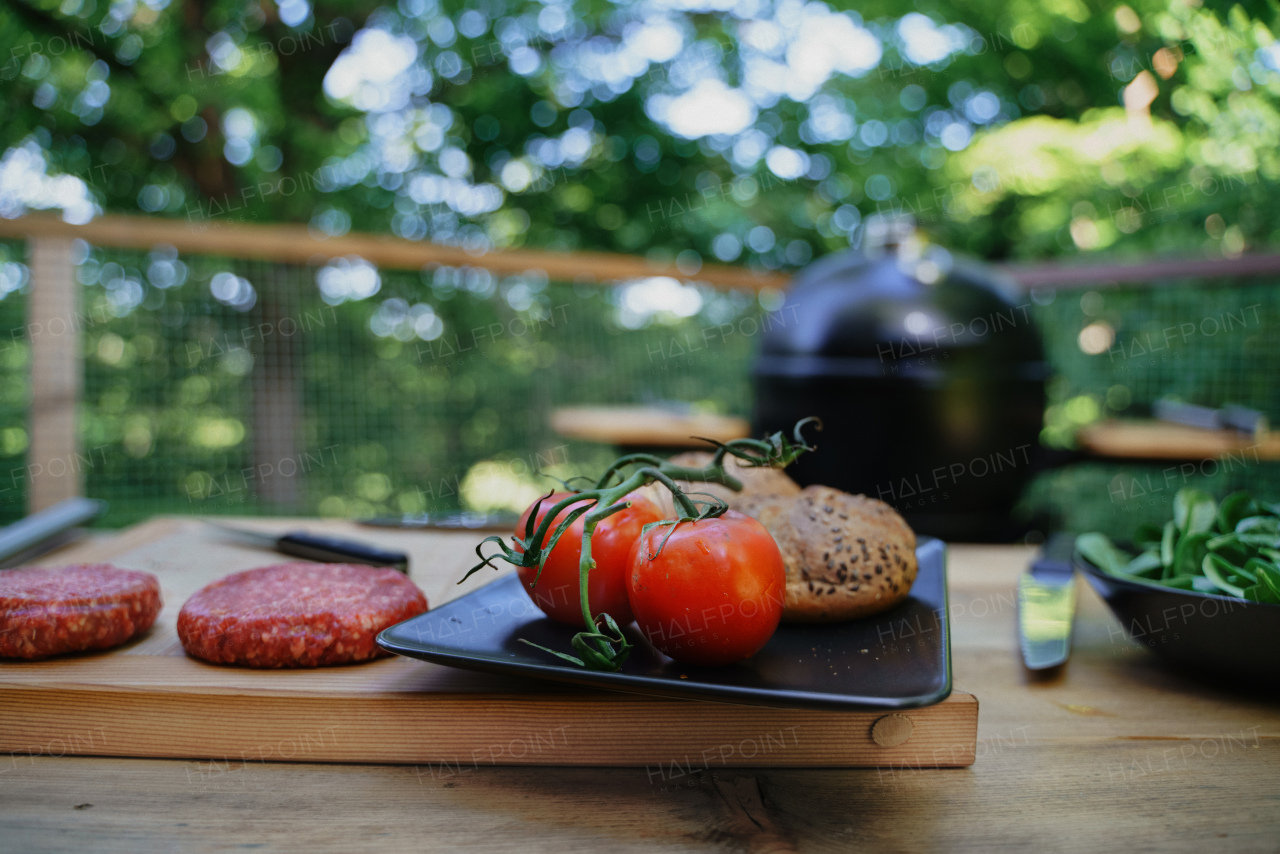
2,0,1276,263
3,0,1280,528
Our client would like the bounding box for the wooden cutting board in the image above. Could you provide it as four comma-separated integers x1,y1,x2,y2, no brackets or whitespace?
0,517,977,769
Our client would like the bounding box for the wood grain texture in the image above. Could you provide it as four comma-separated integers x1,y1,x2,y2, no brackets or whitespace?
1078,419,1280,460
0,729,1275,853
549,407,751,447
3,535,1277,852
0,517,976,768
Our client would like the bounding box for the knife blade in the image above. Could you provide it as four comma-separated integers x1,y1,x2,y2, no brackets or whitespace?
1017,532,1078,671
0,498,108,568
359,512,518,531
207,522,410,574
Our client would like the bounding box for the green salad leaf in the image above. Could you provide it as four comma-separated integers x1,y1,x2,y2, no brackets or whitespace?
1174,490,1217,536
1217,491,1256,534
1075,532,1132,574
1076,488,1280,603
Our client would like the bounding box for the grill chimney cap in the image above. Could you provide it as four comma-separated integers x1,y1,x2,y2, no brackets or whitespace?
863,214,917,255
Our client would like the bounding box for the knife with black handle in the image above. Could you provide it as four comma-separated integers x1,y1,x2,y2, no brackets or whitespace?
208,523,410,574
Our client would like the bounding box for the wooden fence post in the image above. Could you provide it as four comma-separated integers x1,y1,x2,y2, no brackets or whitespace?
26,236,83,512
252,264,302,510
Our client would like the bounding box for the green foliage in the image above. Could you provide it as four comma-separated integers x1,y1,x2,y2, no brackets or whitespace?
0,240,766,526
1078,487,1280,602
4,0,1280,528
2,0,1279,261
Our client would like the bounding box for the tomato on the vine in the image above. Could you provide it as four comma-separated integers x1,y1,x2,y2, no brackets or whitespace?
626,510,785,666
515,490,666,628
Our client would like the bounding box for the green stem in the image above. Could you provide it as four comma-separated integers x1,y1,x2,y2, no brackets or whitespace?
524,492,597,555
653,464,743,491
594,453,667,489
577,499,629,644
639,468,702,516
462,418,819,671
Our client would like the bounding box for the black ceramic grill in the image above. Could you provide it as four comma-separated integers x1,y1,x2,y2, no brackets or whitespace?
752,232,1048,541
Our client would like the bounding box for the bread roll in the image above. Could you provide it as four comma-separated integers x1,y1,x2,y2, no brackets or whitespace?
742,485,918,623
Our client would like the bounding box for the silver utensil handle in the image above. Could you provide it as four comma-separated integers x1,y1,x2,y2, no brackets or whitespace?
0,498,107,565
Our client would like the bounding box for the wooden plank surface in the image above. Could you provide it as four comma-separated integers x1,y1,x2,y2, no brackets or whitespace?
1078,419,1280,460
550,407,751,447
0,518,976,768
2,537,1277,852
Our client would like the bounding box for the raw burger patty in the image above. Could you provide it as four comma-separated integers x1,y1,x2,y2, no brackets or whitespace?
177,563,428,668
0,564,163,660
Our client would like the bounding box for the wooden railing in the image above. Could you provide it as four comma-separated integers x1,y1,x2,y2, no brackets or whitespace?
0,213,791,291
3,211,1280,513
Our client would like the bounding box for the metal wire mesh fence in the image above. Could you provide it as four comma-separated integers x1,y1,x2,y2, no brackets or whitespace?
0,232,1277,538
1020,278,1280,537
0,238,764,526
0,240,30,518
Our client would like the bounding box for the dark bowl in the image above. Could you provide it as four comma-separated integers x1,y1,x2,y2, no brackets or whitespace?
1074,555,1280,681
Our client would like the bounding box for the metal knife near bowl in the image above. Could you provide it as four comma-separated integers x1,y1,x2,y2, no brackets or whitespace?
1016,487,1280,683
1017,532,1078,672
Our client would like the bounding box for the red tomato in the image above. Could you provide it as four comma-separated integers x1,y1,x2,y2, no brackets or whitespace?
515,490,666,628
626,510,785,666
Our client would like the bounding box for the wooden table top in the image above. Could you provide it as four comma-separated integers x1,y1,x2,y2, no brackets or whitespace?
2,528,1277,852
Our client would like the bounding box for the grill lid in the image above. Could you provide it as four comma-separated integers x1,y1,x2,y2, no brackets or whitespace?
759,228,1045,367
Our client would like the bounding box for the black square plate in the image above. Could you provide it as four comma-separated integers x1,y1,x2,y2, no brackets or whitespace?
377,537,951,710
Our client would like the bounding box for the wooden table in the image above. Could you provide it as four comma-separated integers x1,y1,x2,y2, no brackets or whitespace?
2,529,1277,852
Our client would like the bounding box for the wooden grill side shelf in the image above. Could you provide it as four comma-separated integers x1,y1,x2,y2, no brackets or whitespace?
1078,419,1280,461
549,407,751,448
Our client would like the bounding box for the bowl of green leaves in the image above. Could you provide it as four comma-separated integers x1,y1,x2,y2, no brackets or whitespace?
1075,489,1280,680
